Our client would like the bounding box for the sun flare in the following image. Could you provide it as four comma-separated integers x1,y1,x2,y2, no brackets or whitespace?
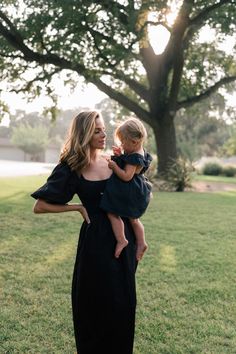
165,1,180,26
148,1,180,54
148,22,170,55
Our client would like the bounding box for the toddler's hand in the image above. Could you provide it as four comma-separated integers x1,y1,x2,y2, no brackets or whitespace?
112,145,122,156
108,159,117,170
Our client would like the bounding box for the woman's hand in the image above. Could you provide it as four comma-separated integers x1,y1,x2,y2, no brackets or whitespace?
76,204,90,224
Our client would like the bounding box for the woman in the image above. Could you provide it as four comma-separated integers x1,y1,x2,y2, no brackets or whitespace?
31,111,137,354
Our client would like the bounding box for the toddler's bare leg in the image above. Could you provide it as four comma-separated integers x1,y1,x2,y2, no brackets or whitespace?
129,219,148,261
107,213,129,258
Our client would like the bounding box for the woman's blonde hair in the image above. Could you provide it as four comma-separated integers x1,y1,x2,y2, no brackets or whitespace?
60,110,101,172
115,117,147,144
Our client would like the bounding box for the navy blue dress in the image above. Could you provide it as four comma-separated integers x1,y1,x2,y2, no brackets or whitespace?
100,151,153,218
31,162,137,354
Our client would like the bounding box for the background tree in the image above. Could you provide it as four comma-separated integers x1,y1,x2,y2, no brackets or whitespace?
0,125,10,138
11,123,49,161
0,0,235,174
8,108,79,148
222,123,236,156
175,93,232,160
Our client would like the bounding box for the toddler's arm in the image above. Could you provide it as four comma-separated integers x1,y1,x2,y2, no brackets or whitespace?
108,159,137,182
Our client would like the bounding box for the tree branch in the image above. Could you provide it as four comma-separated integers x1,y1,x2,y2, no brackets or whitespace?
0,10,23,43
101,68,150,102
164,0,194,57
96,0,129,25
167,53,184,113
0,10,150,112
135,6,160,87
161,0,194,91
85,23,137,60
86,28,124,70
0,51,24,60
139,46,158,85
163,0,194,111
143,20,171,33
190,0,233,26
116,73,150,102
83,19,149,101
0,12,83,71
177,76,236,109
9,68,61,94
183,0,234,49
90,77,151,124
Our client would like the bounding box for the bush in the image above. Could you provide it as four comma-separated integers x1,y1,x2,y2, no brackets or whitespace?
161,157,195,192
145,155,157,182
202,162,223,176
221,166,236,177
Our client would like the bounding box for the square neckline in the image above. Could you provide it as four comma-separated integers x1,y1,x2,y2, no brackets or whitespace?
81,174,110,182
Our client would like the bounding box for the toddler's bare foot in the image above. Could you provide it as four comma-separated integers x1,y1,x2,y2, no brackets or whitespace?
136,242,148,261
115,239,129,258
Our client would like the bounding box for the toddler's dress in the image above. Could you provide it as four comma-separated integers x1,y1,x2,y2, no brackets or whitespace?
100,151,153,218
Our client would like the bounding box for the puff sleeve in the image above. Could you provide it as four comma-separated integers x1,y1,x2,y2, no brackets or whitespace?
31,162,77,204
120,153,146,166
119,151,153,172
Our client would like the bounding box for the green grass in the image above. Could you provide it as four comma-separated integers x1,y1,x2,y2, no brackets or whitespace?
1,176,236,353
194,174,236,184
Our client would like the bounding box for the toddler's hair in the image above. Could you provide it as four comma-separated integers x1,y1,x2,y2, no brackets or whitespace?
115,117,147,143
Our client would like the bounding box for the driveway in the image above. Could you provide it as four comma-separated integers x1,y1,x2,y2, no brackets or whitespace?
1,160,236,193
191,180,236,192
0,160,55,177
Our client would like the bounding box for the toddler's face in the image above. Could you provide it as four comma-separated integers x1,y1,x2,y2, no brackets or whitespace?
120,137,137,154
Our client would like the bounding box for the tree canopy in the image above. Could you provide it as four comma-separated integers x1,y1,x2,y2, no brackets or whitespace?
0,0,235,173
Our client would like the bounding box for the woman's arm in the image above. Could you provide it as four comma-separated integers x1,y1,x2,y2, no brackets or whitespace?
33,199,90,223
108,160,137,182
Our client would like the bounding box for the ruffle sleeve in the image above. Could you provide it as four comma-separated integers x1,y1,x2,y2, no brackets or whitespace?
31,162,77,204
119,151,153,169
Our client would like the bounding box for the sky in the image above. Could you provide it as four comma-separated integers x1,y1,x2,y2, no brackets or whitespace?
1,82,107,114
0,82,107,126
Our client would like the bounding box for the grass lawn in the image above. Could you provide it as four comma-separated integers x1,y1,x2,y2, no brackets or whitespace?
1,175,236,353
193,174,236,184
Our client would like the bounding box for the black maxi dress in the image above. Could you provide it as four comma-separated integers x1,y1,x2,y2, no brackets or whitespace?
31,162,137,354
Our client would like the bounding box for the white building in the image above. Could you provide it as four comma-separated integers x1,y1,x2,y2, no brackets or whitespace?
0,138,61,163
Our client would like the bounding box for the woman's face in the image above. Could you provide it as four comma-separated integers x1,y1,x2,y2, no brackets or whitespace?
90,117,106,150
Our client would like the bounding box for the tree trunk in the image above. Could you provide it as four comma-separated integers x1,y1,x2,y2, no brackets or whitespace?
153,113,177,176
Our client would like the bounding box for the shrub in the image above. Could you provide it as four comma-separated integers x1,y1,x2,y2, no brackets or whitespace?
202,162,223,176
221,166,236,177
145,155,157,182
161,157,195,192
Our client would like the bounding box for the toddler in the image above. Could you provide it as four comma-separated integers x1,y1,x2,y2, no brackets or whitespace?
100,117,152,261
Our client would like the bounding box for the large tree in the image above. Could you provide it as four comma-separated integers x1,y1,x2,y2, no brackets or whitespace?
0,0,235,174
